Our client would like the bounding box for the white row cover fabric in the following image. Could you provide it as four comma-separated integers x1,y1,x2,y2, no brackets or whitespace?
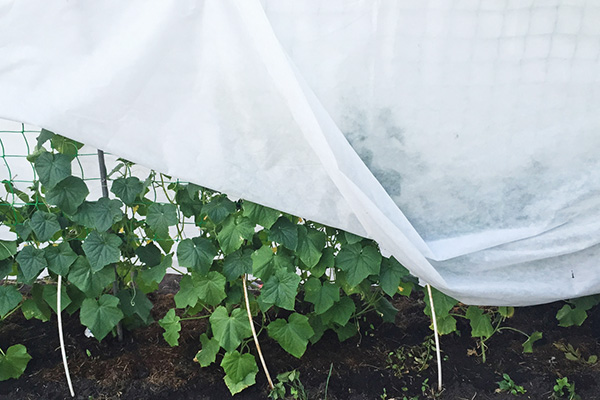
1,1,599,305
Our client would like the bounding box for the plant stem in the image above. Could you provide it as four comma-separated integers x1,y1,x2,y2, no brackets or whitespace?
179,315,210,321
324,362,334,400
242,274,274,390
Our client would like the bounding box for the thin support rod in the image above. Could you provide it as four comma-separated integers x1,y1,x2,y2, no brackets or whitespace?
242,274,274,390
57,275,75,397
426,284,443,392
97,149,123,342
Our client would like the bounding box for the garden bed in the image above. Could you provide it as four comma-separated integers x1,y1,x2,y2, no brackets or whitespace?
1,276,600,400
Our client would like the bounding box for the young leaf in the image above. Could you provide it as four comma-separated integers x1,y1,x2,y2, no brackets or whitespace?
296,226,326,268
67,257,114,297
522,331,543,353
203,195,236,224
73,198,124,232
29,211,61,241
146,203,178,238
195,333,220,367
44,242,78,275
50,134,84,157
222,249,253,281
158,309,181,346
46,176,89,215
335,243,381,287
221,351,258,395
379,257,409,297
0,285,22,318
556,304,588,327
466,306,494,339
80,294,124,341
36,128,55,148
242,201,280,229
209,306,252,352
268,217,299,251
111,177,144,205
267,313,314,358
259,269,301,311
82,231,122,272
217,215,254,255
16,246,48,282
176,237,217,275
0,344,32,381
304,277,340,315
33,151,71,189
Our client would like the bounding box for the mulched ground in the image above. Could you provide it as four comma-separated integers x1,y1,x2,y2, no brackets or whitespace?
2,277,600,400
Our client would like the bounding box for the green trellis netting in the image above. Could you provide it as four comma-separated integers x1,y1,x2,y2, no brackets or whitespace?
0,123,200,247
1,2,600,305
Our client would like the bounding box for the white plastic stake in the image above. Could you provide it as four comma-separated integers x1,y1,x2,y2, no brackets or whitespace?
426,284,443,392
57,275,75,397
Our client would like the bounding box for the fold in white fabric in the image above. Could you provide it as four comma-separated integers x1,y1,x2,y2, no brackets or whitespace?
1,0,599,305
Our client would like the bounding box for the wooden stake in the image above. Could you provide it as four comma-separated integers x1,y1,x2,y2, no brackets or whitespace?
426,284,443,392
242,274,274,390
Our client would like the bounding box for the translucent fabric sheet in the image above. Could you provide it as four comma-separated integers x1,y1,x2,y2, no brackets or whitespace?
0,0,599,305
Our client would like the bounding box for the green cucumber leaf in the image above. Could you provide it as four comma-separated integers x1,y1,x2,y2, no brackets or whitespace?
0,241,17,261
304,277,339,315
259,269,301,311
158,309,181,346
335,243,381,287
176,237,216,275
222,249,253,281
217,215,254,255
46,176,89,215
146,203,178,239
16,246,47,283
80,294,124,341
221,351,258,395
82,231,122,272
30,211,61,241
379,257,409,297
466,306,494,339
209,306,252,352
73,198,123,232
0,344,32,381
0,285,22,318
67,257,114,297
242,201,279,229
268,217,298,251
44,242,78,275
111,177,144,205
296,225,326,268
33,151,71,189
267,313,314,358
195,333,220,367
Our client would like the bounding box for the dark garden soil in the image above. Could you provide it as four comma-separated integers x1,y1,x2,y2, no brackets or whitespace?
2,276,600,400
